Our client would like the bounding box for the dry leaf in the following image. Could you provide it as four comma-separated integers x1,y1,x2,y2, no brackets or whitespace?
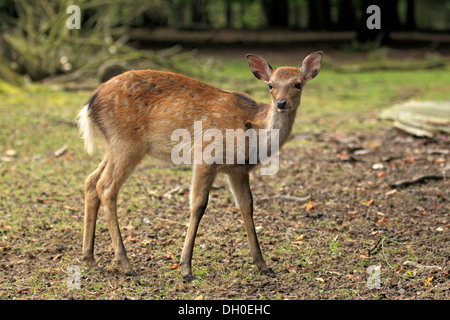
6,149,17,157
385,189,397,196
306,201,314,211
424,276,433,287
54,145,68,157
376,218,388,225
52,254,62,261
126,233,136,242
285,265,297,273
294,234,304,242
194,295,204,300
165,251,175,261
315,277,325,283
170,263,180,269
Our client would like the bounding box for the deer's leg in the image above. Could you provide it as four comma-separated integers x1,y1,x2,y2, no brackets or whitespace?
227,172,273,276
82,157,107,269
96,151,143,276
180,164,216,282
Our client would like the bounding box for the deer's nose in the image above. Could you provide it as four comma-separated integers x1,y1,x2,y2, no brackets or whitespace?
276,99,287,109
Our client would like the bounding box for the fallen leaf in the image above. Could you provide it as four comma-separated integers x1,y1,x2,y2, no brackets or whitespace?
54,145,68,157
424,276,433,287
52,254,62,261
285,265,297,273
362,199,375,206
165,251,175,261
294,234,304,242
126,233,136,242
194,295,204,300
6,149,17,157
376,218,388,225
405,156,415,164
385,189,397,196
378,171,386,178
306,201,314,211
170,263,180,269
372,163,384,170
315,277,325,283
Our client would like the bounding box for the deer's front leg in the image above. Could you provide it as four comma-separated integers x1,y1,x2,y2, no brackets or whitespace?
180,165,216,282
227,172,273,276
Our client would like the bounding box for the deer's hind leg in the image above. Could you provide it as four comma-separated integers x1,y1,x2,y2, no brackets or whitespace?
83,157,107,270
95,149,145,276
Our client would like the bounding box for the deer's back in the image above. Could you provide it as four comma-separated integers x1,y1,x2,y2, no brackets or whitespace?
87,69,263,161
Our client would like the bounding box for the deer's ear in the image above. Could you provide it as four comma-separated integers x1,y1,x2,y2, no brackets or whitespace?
246,54,273,83
301,51,323,82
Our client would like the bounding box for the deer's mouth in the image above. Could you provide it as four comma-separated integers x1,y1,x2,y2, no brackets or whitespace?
277,105,289,112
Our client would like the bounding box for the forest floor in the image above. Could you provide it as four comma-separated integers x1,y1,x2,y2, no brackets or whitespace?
0,45,448,300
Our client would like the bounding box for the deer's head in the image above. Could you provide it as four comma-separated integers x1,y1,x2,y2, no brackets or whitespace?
247,52,323,113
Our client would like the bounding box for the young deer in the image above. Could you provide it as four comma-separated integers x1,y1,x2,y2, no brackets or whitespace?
77,51,323,280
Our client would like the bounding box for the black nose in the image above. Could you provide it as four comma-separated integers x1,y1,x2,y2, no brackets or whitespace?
276,100,287,109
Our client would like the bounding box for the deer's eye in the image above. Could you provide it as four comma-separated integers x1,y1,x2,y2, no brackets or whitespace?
294,82,302,89
268,83,273,90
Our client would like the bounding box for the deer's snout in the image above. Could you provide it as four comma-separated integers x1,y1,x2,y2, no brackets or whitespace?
276,99,287,109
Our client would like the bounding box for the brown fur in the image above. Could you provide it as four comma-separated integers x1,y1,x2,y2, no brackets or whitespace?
78,52,323,279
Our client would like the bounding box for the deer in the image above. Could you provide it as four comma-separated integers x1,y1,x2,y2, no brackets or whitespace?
77,51,323,281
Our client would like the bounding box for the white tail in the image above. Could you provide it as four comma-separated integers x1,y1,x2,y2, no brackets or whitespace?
76,104,96,155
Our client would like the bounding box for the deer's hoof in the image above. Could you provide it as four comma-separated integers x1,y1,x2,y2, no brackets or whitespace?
125,269,138,277
183,274,197,283
261,268,275,277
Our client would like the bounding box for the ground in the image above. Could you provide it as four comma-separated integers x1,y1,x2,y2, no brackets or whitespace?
0,47,448,300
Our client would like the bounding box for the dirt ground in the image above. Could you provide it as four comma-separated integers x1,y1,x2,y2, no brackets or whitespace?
1,127,448,300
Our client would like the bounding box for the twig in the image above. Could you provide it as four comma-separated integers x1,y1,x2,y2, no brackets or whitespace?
260,195,310,202
389,174,444,188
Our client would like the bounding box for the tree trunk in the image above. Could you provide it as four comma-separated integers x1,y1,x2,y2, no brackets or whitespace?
405,0,416,30
307,0,320,30
261,0,289,28
308,0,332,30
225,0,233,29
337,0,356,30
190,0,209,25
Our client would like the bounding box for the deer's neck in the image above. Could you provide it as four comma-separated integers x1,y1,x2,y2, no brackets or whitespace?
264,105,297,148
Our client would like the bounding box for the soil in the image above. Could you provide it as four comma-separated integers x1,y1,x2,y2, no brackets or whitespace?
1,127,448,300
